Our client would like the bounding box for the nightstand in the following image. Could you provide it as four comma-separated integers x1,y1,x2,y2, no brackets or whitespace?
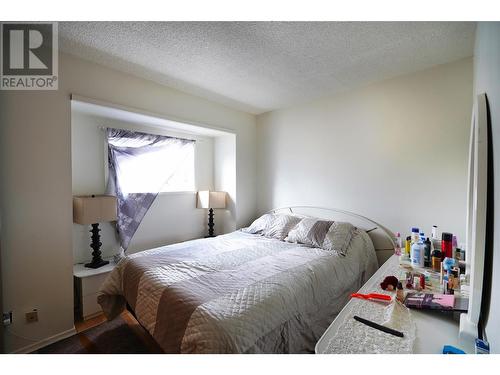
73,261,115,321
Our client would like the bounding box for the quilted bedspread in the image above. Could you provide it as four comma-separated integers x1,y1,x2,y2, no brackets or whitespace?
98,230,378,353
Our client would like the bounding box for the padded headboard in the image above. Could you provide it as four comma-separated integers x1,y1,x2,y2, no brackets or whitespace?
269,206,395,266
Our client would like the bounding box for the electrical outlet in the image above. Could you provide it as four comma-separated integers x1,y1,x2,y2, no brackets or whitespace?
2,311,12,326
25,309,38,323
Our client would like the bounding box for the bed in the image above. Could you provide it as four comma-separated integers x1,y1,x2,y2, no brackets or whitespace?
98,207,395,353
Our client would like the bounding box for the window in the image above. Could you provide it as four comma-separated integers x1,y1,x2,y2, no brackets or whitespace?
107,129,196,194
160,144,195,192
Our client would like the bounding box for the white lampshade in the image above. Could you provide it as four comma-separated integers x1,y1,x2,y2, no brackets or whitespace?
73,195,117,225
197,191,227,209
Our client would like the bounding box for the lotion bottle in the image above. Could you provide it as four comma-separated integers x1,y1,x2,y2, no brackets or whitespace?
411,239,425,268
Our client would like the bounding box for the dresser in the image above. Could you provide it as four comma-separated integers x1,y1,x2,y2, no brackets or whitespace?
73,261,115,321
316,255,464,353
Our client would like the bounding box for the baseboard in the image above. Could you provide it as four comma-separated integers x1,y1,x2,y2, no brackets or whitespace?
10,326,77,354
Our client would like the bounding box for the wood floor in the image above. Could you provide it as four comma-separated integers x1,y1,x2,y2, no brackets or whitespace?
62,311,163,354
75,313,108,333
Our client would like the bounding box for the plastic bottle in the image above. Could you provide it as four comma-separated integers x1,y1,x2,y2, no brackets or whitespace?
431,225,440,253
432,248,442,272
432,225,438,240
411,227,420,244
405,236,411,257
424,238,432,267
442,232,453,260
411,238,425,268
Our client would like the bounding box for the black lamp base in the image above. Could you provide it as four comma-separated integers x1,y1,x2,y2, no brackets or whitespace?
205,208,216,237
85,258,110,269
84,223,109,269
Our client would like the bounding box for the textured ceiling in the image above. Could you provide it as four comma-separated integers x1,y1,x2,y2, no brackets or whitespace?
59,22,476,114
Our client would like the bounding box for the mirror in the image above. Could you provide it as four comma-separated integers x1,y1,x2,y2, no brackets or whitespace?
459,93,489,350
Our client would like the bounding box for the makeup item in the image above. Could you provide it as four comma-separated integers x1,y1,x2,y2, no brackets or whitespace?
423,272,431,289
406,272,413,288
413,276,421,290
405,236,411,257
459,248,465,261
432,227,441,253
405,293,455,310
442,232,453,259
452,235,458,253
447,275,455,294
353,315,404,338
454,248,462,263
424,237,432,267
432,238,441,255
351,293,392,301
442,258,456,294
394,232,402,256
459,261,466,275
423,270,431,282
396,282,404,302
420,274,426,290
451,267,460,290
431,225,438,240
432,248,442,271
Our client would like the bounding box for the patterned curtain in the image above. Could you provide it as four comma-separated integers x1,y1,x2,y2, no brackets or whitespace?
105,128,195,250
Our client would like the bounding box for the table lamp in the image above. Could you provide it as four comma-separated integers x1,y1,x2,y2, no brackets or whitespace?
73,195,117,268
197,191,227,237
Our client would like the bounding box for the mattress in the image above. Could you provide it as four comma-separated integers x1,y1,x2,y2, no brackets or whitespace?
98,229,378,353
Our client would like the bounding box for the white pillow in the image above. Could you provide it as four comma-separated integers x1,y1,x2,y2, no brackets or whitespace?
243,214,274,235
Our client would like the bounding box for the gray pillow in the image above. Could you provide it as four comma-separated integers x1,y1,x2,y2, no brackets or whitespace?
322,221,357,256
261,214,302,240
285,218,356,256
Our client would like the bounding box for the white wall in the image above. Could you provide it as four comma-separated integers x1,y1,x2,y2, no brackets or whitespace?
473,22,500,353
257,58,473,242
71,111,222,263
0,52,256,353
214,135,237,234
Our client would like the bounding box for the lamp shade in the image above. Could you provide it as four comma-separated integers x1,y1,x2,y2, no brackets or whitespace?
73,195,117,225
197,191,227,209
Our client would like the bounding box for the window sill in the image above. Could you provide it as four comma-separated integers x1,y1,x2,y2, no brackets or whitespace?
157,191,197,196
